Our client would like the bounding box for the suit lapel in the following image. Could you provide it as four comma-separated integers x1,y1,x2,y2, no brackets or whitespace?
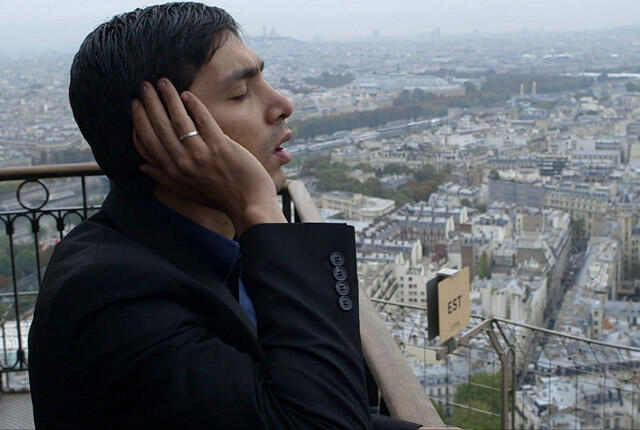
101,188,260,355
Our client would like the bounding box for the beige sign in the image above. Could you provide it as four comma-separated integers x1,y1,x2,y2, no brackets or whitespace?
437,267,470,343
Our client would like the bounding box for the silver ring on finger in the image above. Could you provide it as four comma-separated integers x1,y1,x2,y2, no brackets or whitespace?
179,130,200,142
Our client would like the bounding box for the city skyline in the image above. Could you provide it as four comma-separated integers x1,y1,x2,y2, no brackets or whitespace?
2,2,640,427
3,0,640,55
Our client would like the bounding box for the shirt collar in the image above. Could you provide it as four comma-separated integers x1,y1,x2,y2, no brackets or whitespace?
149,198,240,283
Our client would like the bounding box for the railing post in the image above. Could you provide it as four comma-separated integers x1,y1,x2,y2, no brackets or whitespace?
486,327,511,429
445,354,450,416
1,322,7,366
281,189,292,222
511,344,516,430
7,225,24,371
81,176,88,220
32,217,43,285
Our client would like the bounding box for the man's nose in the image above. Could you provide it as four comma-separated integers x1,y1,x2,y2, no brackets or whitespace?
266,86,294,124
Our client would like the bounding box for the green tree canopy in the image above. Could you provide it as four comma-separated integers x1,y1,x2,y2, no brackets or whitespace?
570,217,586,248
435,371,503,430
381,163,412,175
625,82,640,93
303,72,355,88
307,160,445,205
477,251,491,280
292,102,447,140
354,162,375,172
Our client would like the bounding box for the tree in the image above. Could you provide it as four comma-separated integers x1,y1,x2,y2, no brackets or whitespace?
300,155,331,176
354,162,375,172
306,159,447,205
381,163,411,175
625,82,640,93
437,371,503,430
488,169,500,180
414,164,438,182
533,101,555,110
291,102,447,140
463,81,477,94
303,71,355,88
570,217,586,249
477,252,491,280
360,177,383,196
460,198,471,207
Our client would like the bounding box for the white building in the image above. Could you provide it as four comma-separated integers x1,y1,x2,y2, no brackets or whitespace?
320,191,395,221
393,241,438,306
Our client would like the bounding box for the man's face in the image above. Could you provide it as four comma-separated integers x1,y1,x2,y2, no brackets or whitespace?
188,34,294,190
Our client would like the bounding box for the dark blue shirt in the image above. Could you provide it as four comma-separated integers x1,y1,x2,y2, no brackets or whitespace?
150,199,258,326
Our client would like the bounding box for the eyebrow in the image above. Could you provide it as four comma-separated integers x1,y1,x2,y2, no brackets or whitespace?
225,60,265,85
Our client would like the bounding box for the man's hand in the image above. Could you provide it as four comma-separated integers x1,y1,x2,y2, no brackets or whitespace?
131,78,286,235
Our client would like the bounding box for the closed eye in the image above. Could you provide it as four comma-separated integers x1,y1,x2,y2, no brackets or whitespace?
230,92,248,101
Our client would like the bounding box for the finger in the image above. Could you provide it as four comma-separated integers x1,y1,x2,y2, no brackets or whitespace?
131,99,174,170
139,81,187,161
156,79,207,152
180,91,227,148
133,130,159,166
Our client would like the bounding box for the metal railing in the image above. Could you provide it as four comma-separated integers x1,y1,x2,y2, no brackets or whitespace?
10,163,638,428
371,298,640,430
0,162,447,429
0,163,107,389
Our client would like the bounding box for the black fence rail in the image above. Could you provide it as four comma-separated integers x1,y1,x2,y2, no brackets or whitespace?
0,163,444,428
0,163,304,392
0,163,106,387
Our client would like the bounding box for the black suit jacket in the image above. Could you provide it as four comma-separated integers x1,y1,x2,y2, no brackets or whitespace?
28,188,420,429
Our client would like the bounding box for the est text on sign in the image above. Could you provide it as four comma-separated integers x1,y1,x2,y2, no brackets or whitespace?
437,267,470,343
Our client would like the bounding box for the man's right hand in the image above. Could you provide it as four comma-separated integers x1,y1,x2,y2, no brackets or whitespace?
131,79,286,235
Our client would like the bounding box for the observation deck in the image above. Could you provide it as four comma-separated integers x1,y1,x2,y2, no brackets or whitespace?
1,163,639,429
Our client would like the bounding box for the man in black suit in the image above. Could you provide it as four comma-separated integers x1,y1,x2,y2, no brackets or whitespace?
28,3,421,429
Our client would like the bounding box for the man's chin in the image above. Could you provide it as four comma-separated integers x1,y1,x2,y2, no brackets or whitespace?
272,169,287,192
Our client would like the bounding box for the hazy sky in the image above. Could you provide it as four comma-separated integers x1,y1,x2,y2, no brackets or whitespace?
2,0,640,54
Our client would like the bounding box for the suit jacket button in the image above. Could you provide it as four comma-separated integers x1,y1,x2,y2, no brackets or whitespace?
333,266,348,281
330,251,345,266
338,296,353,311
335,281,350,296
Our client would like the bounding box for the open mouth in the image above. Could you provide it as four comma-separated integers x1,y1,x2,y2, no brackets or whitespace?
273,130,293,163
273,145,292,163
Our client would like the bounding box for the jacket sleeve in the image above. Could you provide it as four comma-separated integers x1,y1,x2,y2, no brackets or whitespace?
371,415,422,430
48,223,372,429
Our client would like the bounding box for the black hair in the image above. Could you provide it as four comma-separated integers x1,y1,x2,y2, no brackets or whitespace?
69,2,239,194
